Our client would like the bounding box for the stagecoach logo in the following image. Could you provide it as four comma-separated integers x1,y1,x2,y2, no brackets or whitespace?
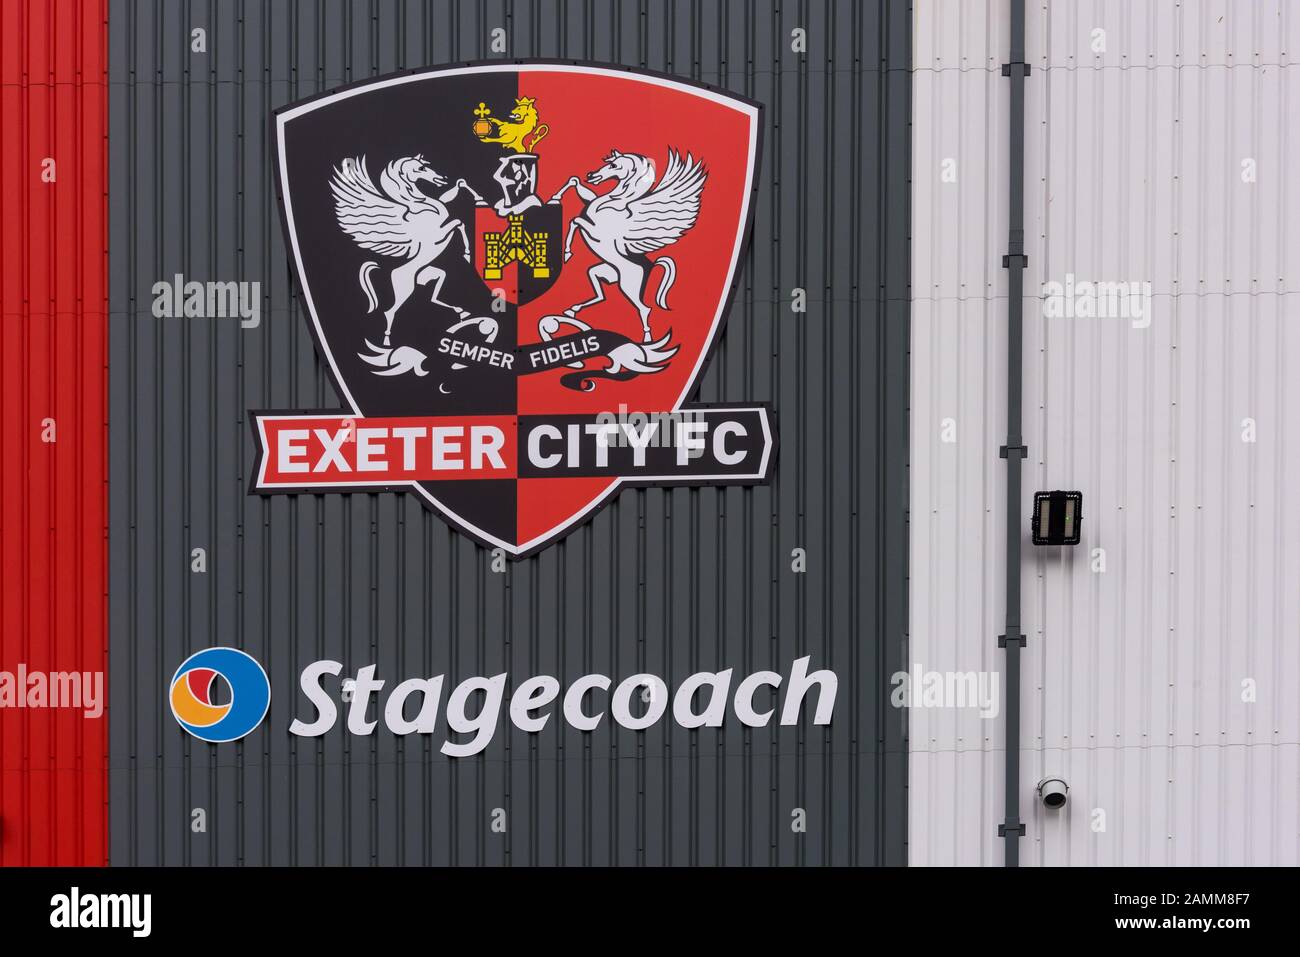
255,62,774,557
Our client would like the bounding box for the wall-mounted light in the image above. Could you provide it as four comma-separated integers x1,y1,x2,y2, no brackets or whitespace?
1037,777,1069,809
1031,490,1082,546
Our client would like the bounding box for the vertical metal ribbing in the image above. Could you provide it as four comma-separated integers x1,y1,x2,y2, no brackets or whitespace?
104,0,913,868
999,0,1028,868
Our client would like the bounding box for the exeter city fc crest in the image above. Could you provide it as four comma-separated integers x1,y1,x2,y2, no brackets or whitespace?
254,62,774,557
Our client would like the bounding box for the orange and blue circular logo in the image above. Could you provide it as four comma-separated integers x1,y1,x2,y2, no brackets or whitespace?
169,647,270,742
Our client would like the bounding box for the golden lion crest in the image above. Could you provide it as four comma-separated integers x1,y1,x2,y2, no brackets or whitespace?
472,97,549,154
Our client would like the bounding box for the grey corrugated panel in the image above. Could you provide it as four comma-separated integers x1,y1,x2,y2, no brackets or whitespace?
911,0,1300,866
109,0,911,866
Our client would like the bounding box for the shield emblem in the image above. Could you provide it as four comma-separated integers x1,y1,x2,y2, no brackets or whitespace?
258,62,773,557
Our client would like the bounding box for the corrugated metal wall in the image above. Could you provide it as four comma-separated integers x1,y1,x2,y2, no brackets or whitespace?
0,0,108,866
910,0,1300,865
108,1,912,865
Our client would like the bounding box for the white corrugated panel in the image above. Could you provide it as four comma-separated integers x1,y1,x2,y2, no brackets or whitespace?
910,0,1300,866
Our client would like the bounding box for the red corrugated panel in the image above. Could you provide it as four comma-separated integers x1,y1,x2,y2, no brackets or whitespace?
0,0,107,866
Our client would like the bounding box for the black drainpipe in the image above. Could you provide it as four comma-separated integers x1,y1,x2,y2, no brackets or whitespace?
998,0,1029,867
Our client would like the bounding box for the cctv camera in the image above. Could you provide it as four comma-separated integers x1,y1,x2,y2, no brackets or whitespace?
1037,777,1069,809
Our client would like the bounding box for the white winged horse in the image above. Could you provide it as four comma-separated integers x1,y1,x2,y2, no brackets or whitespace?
552,149,706,342
329,155,483,345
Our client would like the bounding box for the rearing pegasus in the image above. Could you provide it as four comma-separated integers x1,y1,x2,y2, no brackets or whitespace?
552,148,706,342
329,154,482,346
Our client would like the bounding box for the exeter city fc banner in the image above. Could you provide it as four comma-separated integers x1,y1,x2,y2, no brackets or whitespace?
254,62,774,558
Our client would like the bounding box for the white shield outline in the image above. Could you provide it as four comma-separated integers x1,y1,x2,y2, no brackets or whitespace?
273,62,763,557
